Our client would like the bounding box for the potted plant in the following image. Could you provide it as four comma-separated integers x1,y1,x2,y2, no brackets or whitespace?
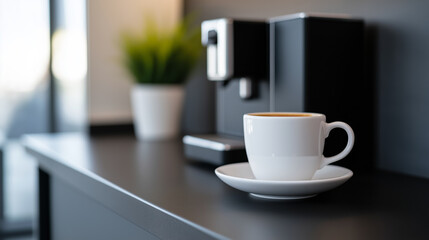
120,17,201,140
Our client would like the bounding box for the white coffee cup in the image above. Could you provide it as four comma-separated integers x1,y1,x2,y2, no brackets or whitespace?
243,112,354,181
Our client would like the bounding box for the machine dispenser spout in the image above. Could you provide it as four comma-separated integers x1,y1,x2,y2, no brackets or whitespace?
201,18,268,99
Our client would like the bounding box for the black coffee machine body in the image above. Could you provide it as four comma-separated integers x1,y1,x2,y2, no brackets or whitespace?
184,13,372,172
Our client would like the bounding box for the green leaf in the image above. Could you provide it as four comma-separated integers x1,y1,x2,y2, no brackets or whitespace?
119,14,202,85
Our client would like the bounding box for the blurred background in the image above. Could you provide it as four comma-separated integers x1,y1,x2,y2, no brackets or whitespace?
1,0,429,239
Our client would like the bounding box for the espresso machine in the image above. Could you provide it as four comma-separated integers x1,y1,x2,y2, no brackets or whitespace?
184,13,373,171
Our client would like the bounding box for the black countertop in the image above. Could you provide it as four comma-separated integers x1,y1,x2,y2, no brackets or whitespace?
23,133,429,240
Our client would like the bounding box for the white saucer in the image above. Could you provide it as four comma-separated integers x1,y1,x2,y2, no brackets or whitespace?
215,162,353,200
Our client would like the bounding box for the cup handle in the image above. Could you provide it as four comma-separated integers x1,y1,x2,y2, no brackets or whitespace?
320,122,355,168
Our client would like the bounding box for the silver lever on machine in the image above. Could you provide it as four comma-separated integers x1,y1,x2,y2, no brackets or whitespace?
201,19,233,81
201,19,254,99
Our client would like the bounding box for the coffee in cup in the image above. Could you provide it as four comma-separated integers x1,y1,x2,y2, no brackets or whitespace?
243,112,354,181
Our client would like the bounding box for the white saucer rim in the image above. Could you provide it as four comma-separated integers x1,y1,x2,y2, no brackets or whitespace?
250,193,317,200
215,162,353,184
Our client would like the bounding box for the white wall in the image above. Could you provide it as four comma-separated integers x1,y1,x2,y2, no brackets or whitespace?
87,0,182,125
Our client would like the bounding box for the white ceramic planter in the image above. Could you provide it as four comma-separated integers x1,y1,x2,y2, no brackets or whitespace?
131,84,184,141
